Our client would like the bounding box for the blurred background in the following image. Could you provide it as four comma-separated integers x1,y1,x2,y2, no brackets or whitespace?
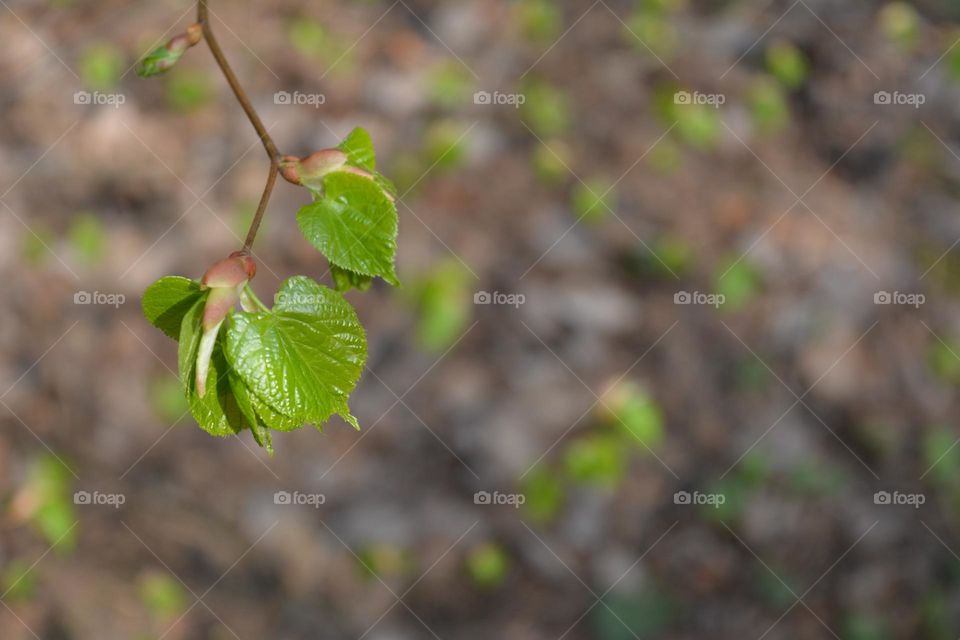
2,0,960,638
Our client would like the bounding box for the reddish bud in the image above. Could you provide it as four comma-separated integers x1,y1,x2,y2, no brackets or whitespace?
186,23,203,46
201,251,256,288
279,156,301,185
299,149,348,178
201,286,240,332
195,250,254,397
280,149,394,202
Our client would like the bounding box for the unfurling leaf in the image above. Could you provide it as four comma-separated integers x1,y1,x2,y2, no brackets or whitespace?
337,127,376,172
137,24,202,77
195,251,255,397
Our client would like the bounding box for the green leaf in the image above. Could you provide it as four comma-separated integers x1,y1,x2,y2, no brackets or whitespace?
179,298,246,437
331,265,373,292
138,44,186,77
374,172,398,199
191,345,249,437
297,172,399,286
337,127,376,171
143,276,204,340
231,372,273,453
178,295,205,382
226,277,367,428
251,391,302,433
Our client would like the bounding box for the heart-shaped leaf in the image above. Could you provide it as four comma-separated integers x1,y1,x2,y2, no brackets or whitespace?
297,172,399,286
225,277,367,427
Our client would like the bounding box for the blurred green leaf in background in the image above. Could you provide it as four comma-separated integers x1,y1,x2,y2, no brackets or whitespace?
765,40,809,89
466,542,510,588
81,43,124,91
12,455,77,552
564,434,627,487
140,571,187,620
407,260,474,353
68,213,107,265
520,466,565,523
520,80,571,138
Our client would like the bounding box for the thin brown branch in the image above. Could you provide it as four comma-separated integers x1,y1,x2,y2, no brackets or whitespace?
197,0,279,251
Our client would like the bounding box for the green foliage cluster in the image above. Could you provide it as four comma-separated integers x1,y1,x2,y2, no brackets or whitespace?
143,129,399,452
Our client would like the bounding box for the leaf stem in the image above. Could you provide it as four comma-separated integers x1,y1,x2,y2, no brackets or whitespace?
197,0,279,251
242,282,271,312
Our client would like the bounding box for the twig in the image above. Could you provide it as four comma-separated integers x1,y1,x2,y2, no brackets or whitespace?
196,0,279,251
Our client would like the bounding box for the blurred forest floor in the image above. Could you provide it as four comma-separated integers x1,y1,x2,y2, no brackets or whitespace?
4,0,960,638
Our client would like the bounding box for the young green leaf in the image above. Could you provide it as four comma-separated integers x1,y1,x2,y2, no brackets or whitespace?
331,265,374,292
297,172,400,286
177,295,206,383
336,128,396,200
225,277,367,427
337,127,376,172
138,44,186,77
189,344,248,437
142,276,204,340
137,25,201,78
177,297,247,437
231,371,273,453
